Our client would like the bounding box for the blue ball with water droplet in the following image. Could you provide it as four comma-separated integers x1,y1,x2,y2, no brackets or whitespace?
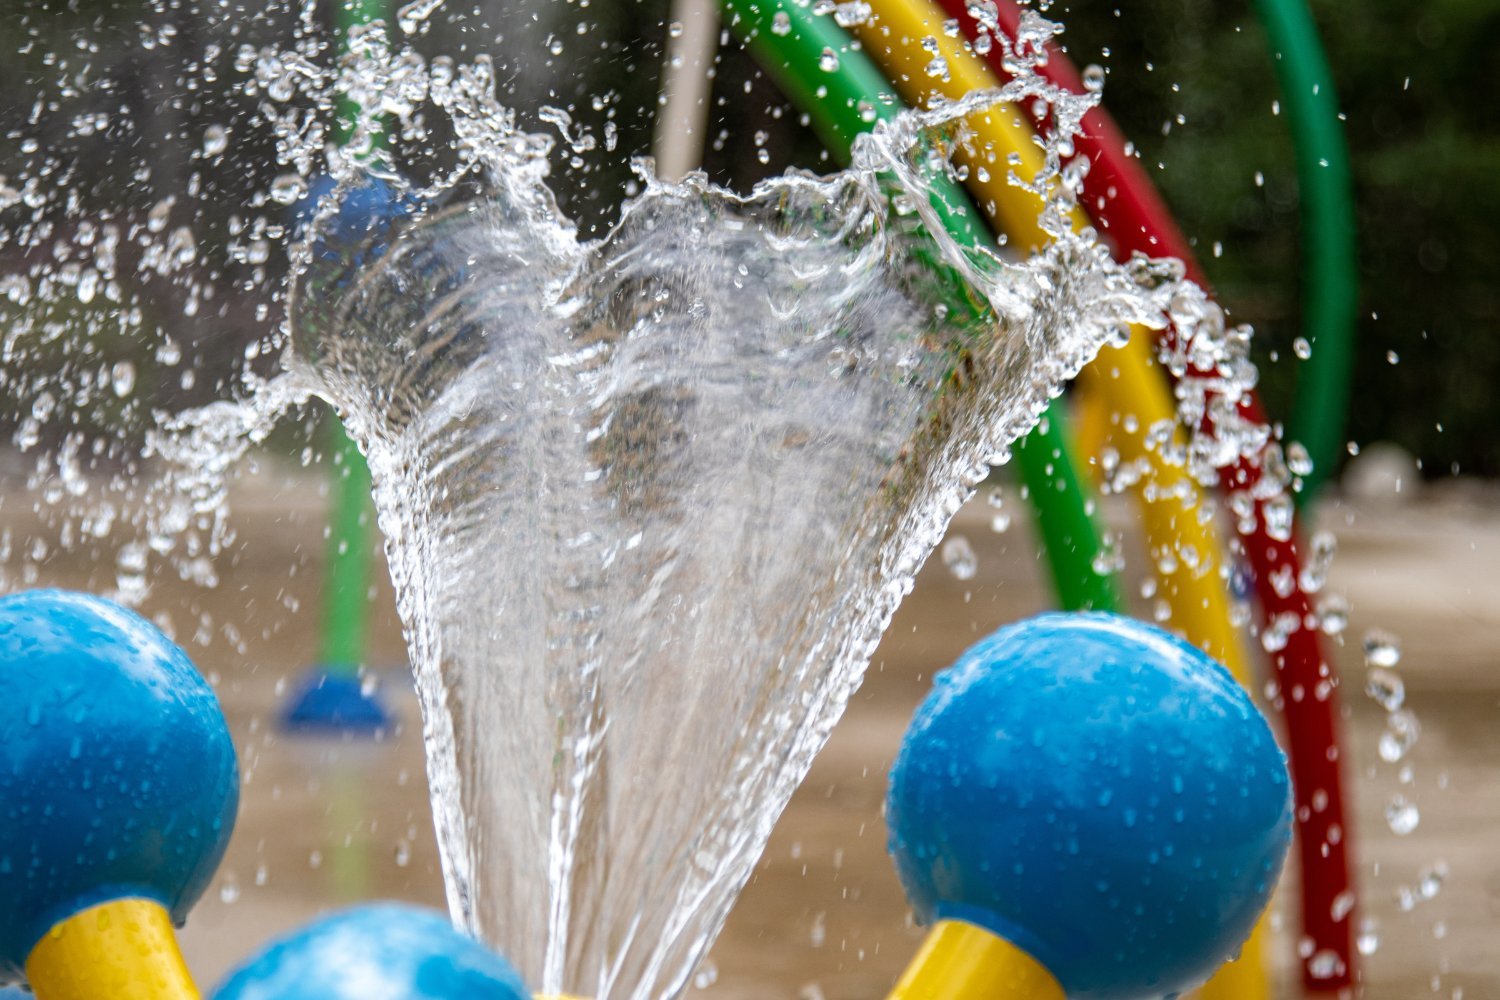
888,612,1292,999
211,904,528,1000
0,589,238,981
295,173,416,271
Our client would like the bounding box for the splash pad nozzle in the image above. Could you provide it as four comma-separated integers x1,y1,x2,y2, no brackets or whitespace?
887,613,1293,999
0,591,239,1000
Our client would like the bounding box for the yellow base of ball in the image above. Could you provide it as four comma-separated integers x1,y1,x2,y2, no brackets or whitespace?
26,898,199,1000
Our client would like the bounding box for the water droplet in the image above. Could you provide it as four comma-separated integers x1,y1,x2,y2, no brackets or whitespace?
1297,530,1336,592
270,173,308,205
1363,629,1401,668
833,1,872,27
1081,64,1106,93
942,535,977,580
201,124,228,158
1307,949,1346,980
986,488,1010,533
1318,594,1349,635
1083,527,1123,576
818,47,840,72
111,360,136,398
692,958,718,989
397,0,446,33
1262,494,1294,542
1286,441,1314,477
1418,860,1448,899
1385,794,1420,835
394,840,412,867
1260,610,1301,653
1365,667,1404,712
771,11,793,34
1379,709,1419,761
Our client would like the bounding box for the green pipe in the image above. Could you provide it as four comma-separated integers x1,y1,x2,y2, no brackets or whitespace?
720,0,1119,611
319,0,389,678
1255,0,1357,503
320,424,374,669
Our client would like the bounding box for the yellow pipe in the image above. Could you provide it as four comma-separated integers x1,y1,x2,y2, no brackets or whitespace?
1078,337,1269,1000
849,6,1053,251
889,919,1065,1000
853,3,1268,998
25,898,200,1000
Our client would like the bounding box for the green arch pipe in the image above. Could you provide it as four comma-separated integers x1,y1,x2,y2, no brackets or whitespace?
1255,0,1358,503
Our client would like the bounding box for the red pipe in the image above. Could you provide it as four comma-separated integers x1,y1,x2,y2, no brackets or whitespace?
936,0,1356,988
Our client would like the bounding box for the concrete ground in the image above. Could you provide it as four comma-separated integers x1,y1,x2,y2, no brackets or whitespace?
7,459,1497,998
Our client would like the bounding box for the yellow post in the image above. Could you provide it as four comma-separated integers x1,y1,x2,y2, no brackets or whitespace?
890,920,1065,1000
25,898,200,1000
853,2,1271,997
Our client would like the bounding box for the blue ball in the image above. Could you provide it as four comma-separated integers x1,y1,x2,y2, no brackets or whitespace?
0,590,238,981
295,173,415,272
888,612,1292,1000
212,905,529,1000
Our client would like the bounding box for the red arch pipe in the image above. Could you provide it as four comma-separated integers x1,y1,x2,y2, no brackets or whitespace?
935,0,1356,989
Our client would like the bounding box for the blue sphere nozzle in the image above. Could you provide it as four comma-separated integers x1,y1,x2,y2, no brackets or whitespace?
0,590,238,980
888,612,1293,1000
294,172,418,272
212,904,529,1000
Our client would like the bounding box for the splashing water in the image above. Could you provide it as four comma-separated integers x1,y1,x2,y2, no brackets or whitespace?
151,20,1198,994
271,72,1188,993
0,4,1400,998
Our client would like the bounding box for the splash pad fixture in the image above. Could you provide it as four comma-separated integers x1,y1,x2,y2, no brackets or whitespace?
0,592,1290,1000
0,0,1363,996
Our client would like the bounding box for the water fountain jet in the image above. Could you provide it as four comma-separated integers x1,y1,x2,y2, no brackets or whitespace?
286,150,1125,998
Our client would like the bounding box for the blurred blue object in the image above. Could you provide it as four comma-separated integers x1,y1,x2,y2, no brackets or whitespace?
212,904,529,1000
280,670,392,735
281,169,408,737
888,612,1293,1000
294,173,417,272
0,590,238,981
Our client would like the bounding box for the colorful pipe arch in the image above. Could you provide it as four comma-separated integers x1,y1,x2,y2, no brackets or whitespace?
718,0,1356,992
